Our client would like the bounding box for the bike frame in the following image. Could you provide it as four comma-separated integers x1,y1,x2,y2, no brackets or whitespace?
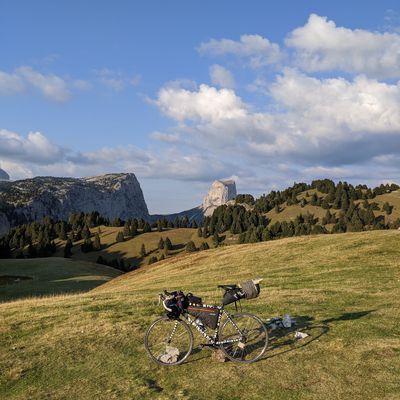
177,304,243,346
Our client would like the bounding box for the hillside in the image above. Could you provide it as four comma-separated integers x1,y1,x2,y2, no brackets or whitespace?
0,258,121,302
1,230,399,399
54,227,215,268
266,188,400,226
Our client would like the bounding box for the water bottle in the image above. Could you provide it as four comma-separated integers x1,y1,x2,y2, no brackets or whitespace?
195,318,205,331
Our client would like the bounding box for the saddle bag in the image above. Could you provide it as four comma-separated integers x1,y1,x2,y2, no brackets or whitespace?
222,288,245,306
187,305,220,330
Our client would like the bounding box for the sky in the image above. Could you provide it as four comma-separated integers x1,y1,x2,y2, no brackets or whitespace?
1,0,400,213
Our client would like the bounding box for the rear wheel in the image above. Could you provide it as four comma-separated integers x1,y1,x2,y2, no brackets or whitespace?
144,317,193,366
219,312,268,363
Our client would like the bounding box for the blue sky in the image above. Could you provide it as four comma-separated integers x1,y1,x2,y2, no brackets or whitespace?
1,1,400,213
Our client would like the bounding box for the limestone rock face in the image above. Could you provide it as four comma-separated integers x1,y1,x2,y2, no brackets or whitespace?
0,168,10,181
201,179,237,217
0,173,149,235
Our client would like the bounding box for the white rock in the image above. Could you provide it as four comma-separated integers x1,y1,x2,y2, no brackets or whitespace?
201,180,237,217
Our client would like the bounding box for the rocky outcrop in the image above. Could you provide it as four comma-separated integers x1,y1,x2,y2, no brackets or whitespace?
0,173,149,234
201,180,237,217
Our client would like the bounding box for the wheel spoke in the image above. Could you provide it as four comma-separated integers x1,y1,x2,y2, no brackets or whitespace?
219,313,268,363
145,317,193,366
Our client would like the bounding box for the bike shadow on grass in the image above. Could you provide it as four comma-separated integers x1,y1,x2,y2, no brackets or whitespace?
184,310,374,364
264,310,375,361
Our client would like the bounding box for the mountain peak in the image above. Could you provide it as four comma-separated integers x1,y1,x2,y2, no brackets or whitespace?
201,179,237,216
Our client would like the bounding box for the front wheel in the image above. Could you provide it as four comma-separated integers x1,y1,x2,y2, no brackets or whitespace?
144,317,193,366
219,312,268,363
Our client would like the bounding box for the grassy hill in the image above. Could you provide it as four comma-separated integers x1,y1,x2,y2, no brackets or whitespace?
1,230,400,399
266,189,400,227
0,258,121,302
54,227,215,268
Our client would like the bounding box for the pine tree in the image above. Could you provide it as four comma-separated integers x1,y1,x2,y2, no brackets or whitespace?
199,242,210,251
116,231,124,242
59,222,67,240
123,223,130,237
148,256,158,265
64,239,73,258
321,196,330,209
213,231,220,247
93,233,101,251
143,222,152,233
197,227,203,238
164,237,172,250
140,244,146,257
185,241,197,252
310,193,318,206
158,237,165,250
81,238,93,253
82,225,91,240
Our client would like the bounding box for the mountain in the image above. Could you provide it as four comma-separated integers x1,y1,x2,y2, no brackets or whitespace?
0,173,149,235
201,179,237,216
152,179,238,222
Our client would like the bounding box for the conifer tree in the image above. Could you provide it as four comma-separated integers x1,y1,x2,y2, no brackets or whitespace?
164,237,172,250
197,227,203,238
140,243,146,257
93,233,101,251
158,237,165,250
199,242,210,251
213,231,220,247
185,241,197,252
123,223,130,237
64,239,73,258
116,231,124,242
82,225,91,240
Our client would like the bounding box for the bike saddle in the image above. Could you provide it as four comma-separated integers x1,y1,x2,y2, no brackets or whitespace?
217,284,238,290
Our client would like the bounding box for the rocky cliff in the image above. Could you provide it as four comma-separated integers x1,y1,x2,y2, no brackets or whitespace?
201,179,237,217
0,173,149,234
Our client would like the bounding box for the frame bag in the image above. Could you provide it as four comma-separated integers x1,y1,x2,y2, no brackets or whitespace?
187,305,220,329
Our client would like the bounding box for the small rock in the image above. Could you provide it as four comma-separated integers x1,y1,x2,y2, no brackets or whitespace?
211,348,227,362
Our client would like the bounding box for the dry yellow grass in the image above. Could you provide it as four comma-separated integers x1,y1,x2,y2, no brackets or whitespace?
55,227,214,267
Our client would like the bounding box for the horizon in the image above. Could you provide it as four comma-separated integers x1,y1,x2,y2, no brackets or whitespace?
1,1,400,213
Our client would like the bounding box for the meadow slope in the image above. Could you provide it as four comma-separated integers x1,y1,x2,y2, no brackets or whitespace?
1,231,400,399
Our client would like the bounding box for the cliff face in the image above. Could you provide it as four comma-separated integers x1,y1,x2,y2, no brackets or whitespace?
201,179,237,217
0,173,149,234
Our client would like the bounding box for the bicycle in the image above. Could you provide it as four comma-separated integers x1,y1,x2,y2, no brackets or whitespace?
144,279,268,365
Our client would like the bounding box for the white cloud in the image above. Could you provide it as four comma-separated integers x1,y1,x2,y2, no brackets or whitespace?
286,14,400,79
0,71,24,94
150,131,181,143
17,66,70,102
209,64,235,88
0,129,64,164
155,83,247,122
198,34,282,68
96,68,141,91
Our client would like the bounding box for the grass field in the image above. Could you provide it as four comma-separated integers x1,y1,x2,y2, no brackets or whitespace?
1,230,400,399
0,258,121,302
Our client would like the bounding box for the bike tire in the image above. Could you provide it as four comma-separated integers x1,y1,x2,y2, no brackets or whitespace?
219,312,268,364
144,316,193,366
